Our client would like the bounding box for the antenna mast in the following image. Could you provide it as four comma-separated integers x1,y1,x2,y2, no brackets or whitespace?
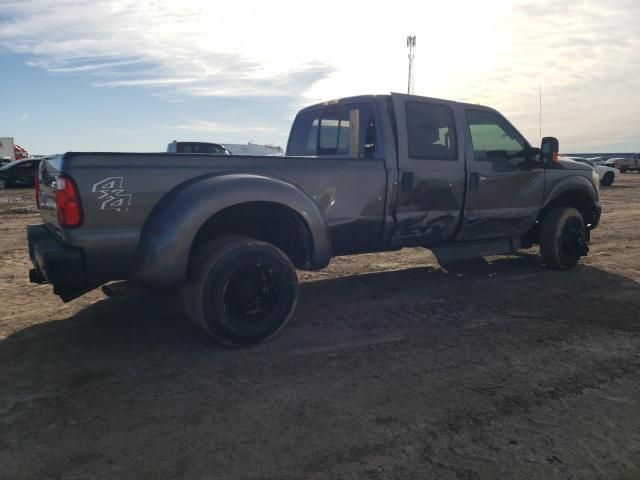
539,85,542,143
407,35,416,95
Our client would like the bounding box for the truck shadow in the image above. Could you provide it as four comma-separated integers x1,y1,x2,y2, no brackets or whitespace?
2,253,639,363
2,253,639,472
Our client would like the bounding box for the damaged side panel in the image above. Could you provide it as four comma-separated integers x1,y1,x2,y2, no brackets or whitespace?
389,93,467,247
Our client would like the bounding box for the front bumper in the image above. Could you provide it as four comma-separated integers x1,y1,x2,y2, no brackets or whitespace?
27,224,92,301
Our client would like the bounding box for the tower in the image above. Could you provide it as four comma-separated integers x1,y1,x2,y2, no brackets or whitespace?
407,35,416,95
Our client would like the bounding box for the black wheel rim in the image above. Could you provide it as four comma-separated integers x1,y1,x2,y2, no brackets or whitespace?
222,262,279,326
560,217,587,258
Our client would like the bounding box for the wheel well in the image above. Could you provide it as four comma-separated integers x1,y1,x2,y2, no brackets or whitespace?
523,190,596,247
190,202,315,269
542,191,594,222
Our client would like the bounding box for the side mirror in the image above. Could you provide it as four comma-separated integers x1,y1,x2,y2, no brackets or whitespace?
541,137,559,164
522,146,541,163
527,147,541,156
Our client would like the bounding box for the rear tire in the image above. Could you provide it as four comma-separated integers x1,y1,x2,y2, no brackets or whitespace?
181,235,299,347
540,207,586,270
601,172,614,186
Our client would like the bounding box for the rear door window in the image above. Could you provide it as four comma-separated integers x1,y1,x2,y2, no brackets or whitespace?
405,102,457,160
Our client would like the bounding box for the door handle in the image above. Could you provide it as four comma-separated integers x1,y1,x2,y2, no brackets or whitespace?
401,172,414,192
469,172,480,190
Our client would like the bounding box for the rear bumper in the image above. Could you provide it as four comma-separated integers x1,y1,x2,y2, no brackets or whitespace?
27,224,93,301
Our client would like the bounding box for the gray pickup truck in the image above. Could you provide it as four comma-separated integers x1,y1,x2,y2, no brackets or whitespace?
28,93,601,346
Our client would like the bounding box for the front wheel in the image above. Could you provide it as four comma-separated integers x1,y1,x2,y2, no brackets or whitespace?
540,207,587,270
601,172,614,186
181,235,299,347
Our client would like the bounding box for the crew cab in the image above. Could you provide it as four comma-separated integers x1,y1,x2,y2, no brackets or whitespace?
27,93,602,346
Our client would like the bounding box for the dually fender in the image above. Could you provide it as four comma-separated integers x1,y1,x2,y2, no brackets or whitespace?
542,174,599,209
134,174,331,286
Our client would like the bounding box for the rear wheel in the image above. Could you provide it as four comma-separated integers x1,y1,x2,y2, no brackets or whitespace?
540,207,587,270
181,235,299,347
601,172,614,186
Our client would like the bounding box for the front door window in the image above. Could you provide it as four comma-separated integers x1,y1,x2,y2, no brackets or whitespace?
466,110,527,166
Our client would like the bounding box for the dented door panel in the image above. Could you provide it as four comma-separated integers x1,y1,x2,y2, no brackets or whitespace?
389,93,467,247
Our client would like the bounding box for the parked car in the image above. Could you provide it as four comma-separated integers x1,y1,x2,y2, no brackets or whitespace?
562,158,619,186
28,93,601,347
167,141,232,155
604,158,621,167
615,154,640,173
0,158,40,189
586,156,605,165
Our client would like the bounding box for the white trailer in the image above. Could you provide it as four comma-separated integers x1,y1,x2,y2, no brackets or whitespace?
0,137,16,163
222,143,283,156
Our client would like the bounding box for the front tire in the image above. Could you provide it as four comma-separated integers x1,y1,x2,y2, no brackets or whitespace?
601,172,614,186
540,207,587,270
181,235,299,347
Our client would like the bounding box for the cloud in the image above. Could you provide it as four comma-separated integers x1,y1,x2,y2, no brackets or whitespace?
93,78,198,88
161,119,281,134
1,0,639,150
0,0,335,99
31,59,145,73
159,119,288,145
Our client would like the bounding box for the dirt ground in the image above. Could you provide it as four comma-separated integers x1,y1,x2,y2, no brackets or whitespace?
1,175,639,480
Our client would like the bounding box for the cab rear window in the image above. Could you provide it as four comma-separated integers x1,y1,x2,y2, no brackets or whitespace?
287,103,377,159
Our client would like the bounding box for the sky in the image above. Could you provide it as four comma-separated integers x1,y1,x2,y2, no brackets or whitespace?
0,0,639,154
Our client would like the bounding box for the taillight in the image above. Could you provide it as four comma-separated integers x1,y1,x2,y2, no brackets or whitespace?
34,169,40,209
56,175,82,228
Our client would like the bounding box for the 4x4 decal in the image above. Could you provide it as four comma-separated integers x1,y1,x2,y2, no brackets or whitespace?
91,177,133,212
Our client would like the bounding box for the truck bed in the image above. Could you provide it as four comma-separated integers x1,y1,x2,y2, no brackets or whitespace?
38,152,391,284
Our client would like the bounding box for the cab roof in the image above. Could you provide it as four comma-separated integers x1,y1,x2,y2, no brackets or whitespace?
297,92,489,114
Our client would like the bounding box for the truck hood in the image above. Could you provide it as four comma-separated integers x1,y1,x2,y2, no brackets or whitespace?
558,159,592,171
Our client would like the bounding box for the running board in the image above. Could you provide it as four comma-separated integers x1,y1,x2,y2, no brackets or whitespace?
431,237,521,263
